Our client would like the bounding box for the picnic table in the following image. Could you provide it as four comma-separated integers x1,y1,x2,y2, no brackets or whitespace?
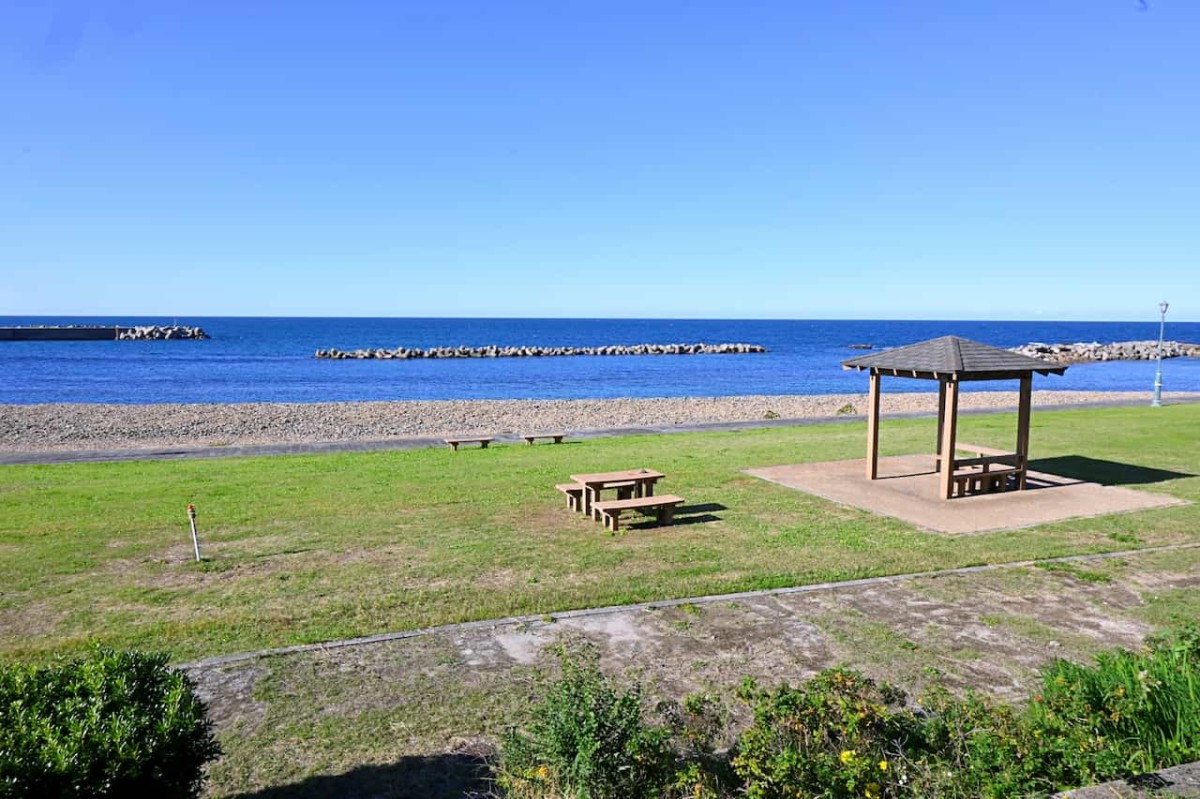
569,469,665,516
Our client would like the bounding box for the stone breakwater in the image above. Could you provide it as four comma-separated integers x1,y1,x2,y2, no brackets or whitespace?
1012,340,1200,365
117,325,209,340
313,342,765,359
4,391,1198,453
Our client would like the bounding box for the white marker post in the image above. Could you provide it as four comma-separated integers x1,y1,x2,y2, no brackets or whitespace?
187,504,202,562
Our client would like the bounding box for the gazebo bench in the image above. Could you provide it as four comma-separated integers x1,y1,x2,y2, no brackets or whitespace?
591,494,685,532
956,442,1009,458
953,466,1023,497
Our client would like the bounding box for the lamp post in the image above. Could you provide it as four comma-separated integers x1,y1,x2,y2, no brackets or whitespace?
1152,300,1169,407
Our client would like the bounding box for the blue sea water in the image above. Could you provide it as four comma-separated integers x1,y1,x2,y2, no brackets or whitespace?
1,316,1198,405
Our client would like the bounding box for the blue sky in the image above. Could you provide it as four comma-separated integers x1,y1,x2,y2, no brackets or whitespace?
2,1,1197,320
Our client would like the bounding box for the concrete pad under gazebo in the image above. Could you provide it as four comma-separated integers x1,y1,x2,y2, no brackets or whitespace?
842,336,1068,500
746,455,1186,535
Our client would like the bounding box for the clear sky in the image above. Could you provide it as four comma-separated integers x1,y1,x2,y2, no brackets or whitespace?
2,1,1197,320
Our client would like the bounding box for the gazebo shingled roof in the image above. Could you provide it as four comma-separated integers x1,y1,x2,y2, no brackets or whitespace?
841,335,1067,500
842,335,1066,378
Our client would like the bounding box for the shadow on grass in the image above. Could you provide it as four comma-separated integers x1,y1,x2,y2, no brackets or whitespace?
1030,456,1195,487
625,503,727,530
678,502,728,514
231,751,492,799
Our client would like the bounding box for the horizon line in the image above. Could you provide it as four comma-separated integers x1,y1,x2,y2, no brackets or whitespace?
1,314,1196,324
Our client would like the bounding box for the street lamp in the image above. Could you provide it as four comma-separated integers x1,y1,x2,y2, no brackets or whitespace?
1152,300,1169,407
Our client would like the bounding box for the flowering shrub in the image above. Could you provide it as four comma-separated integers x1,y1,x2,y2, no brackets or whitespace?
732,669,918,799
495,644,675,798
912,686,1051,798
496,630,1200,798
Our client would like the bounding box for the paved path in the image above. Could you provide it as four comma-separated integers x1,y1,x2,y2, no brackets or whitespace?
189,542,1200,798
1058,762,1200,798
2,397,1187,466
183,541,1200,671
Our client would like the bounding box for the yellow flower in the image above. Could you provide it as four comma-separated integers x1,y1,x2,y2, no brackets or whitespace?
535,765,550,781
840,749,856,765
878,759,889,771
865,782,881,798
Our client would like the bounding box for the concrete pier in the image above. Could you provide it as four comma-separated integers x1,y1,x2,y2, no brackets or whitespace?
0,325,209,341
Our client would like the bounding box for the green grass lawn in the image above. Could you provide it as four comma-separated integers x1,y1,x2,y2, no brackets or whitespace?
1,404,1197,664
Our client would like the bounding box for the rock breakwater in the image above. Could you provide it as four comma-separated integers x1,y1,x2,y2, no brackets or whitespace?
117,325,209,341
313,342,766,360
1012,340,1200,364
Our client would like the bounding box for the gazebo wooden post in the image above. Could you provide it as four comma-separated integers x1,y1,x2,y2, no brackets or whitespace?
938,378,960,499
865,370,881,479
1015,374,1032,489
935,379,947,471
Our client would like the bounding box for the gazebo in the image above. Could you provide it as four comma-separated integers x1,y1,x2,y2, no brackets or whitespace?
842,336,1067,500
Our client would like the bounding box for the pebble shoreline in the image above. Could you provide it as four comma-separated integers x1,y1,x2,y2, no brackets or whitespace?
2,391,1197,453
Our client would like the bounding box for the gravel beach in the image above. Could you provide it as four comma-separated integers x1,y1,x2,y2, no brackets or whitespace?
2,391,1197,454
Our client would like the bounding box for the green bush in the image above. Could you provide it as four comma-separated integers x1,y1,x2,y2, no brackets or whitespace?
1026,626,1200,787
496,644,675,798
0,647,221,799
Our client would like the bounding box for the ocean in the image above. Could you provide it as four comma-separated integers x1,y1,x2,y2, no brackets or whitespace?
2,317,1198,405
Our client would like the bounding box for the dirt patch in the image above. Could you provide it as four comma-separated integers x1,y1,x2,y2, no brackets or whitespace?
184,661,267,733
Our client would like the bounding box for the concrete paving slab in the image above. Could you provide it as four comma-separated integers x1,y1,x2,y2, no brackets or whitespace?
1057,761,1200,798
747,454,1187,534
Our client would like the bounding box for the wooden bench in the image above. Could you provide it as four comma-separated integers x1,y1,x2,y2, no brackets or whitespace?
445,437,495,451
557,481,637,512
952,442,1025,496
591,495,685,532
555,483,585,512
953,467,1021,497
523,433,566,445
956,442,1009,457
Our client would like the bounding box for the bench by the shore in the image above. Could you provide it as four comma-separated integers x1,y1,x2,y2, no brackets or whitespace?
445,437,494,451
523,433,566,445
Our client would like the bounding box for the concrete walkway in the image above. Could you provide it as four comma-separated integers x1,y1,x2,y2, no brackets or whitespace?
1058,762,1200,798
191,543,1200,798
185,541,1200,675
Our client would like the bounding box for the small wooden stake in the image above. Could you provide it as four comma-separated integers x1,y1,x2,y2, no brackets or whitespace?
187,504,202,562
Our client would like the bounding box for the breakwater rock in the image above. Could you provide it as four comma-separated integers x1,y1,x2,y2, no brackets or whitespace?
1012,340,1200,364
117,325,209,341
314,342,766,360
